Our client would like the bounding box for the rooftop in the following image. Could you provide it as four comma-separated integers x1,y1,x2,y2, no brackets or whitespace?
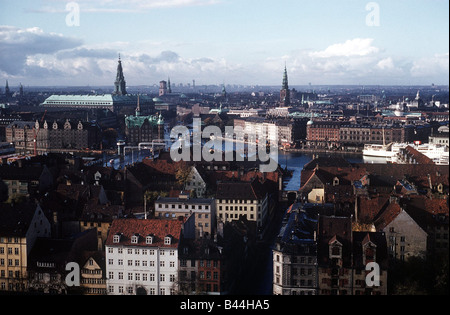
105,218,183,248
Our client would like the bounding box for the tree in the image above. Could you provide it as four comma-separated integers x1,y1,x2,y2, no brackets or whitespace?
175,162,192,189
144,190,168,218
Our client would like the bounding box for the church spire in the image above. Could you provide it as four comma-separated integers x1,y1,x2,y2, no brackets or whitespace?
282,64,289,90
114,54,127,95
280,64,290,106
135,94,141,117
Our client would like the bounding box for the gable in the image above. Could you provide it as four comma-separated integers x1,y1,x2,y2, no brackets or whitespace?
384,210,428,237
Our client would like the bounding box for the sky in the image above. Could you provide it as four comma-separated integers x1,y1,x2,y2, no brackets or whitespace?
0,0,449,88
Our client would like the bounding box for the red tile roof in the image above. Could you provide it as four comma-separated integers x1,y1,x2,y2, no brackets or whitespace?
374,202,402,231
105,218,183,248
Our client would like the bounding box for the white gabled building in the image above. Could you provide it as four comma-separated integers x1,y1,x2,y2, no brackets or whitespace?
105,218,183,295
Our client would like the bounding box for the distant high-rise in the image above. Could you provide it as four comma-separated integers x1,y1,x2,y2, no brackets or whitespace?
280,66,290,107
113,55,127,96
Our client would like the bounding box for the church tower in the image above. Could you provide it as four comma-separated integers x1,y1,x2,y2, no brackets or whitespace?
5,80,11,99
280,65,290,107
113,55,127,96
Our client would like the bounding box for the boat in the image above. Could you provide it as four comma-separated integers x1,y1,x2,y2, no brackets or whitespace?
363,143,407,158
364,142,449,165
407,143,449,165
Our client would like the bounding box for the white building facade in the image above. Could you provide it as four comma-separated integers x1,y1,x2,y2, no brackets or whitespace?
105,219,183,295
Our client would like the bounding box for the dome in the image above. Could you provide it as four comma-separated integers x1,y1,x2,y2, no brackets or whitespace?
153,97,162,103
307,120,314,126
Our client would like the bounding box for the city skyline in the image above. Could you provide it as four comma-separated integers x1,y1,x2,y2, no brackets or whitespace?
0,0,449,87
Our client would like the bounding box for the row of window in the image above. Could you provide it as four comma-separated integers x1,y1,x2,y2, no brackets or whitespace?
219,213,256,220
113,234,173,245
108,259,176,268
0,247,20,255
179,259,219,268
156,204,210,210
1,270,21,278
0,237,20,244
107,248,176,256
218,200,258,204
218,205,256,212
0,259,20,266
108,286,175,295
108,272,176,283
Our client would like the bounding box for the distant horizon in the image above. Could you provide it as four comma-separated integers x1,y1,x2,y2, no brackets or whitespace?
6,83,449,90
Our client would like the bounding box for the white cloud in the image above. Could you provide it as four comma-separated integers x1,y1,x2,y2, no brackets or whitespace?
1,27,448,86
410,53,449,78
377,57,395,70
32,0,222,13
0,25,82,75
309,38,379,58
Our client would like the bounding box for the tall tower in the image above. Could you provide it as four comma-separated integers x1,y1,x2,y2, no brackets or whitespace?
167,78,172,94
113,55,127,96
5,80,11,99
159,81,168,97
280,65,290,107
157,113,164,140
135,95,141,117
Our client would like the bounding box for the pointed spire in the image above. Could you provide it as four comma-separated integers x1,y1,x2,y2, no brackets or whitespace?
5,80,11,98
135,94,141,116
114,54,127,95
282,64,289,90
168,77,172,94
280,64,290,106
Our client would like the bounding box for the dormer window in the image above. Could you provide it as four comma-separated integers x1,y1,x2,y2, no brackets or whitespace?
146,235,154,245
113,233,122,244
329,238,343,259
131,234,140,244
363,241,377,265
164,235,173,245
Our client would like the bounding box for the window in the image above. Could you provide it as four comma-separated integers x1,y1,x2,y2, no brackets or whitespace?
113,234,121,243
164,236,172,245
131,235,139,244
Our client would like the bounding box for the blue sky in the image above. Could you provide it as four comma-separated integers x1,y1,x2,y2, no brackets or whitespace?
0,0,448,87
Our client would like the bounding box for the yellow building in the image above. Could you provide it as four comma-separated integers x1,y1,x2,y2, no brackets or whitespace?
0,203,51,292
215,180,269,234
80,204,125,251
80,251,107,295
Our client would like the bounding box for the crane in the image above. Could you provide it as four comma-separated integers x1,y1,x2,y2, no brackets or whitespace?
33,110,47,156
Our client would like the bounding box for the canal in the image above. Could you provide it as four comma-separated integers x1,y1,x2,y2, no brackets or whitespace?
235,151,365,295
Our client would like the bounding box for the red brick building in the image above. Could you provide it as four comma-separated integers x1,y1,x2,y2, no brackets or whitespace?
306,121,341,149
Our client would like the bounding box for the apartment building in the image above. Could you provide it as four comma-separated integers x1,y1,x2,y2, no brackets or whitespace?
215,179,269,234
273,204,318,295
105,218,183,295
155,193,216,239
0,203,51,293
